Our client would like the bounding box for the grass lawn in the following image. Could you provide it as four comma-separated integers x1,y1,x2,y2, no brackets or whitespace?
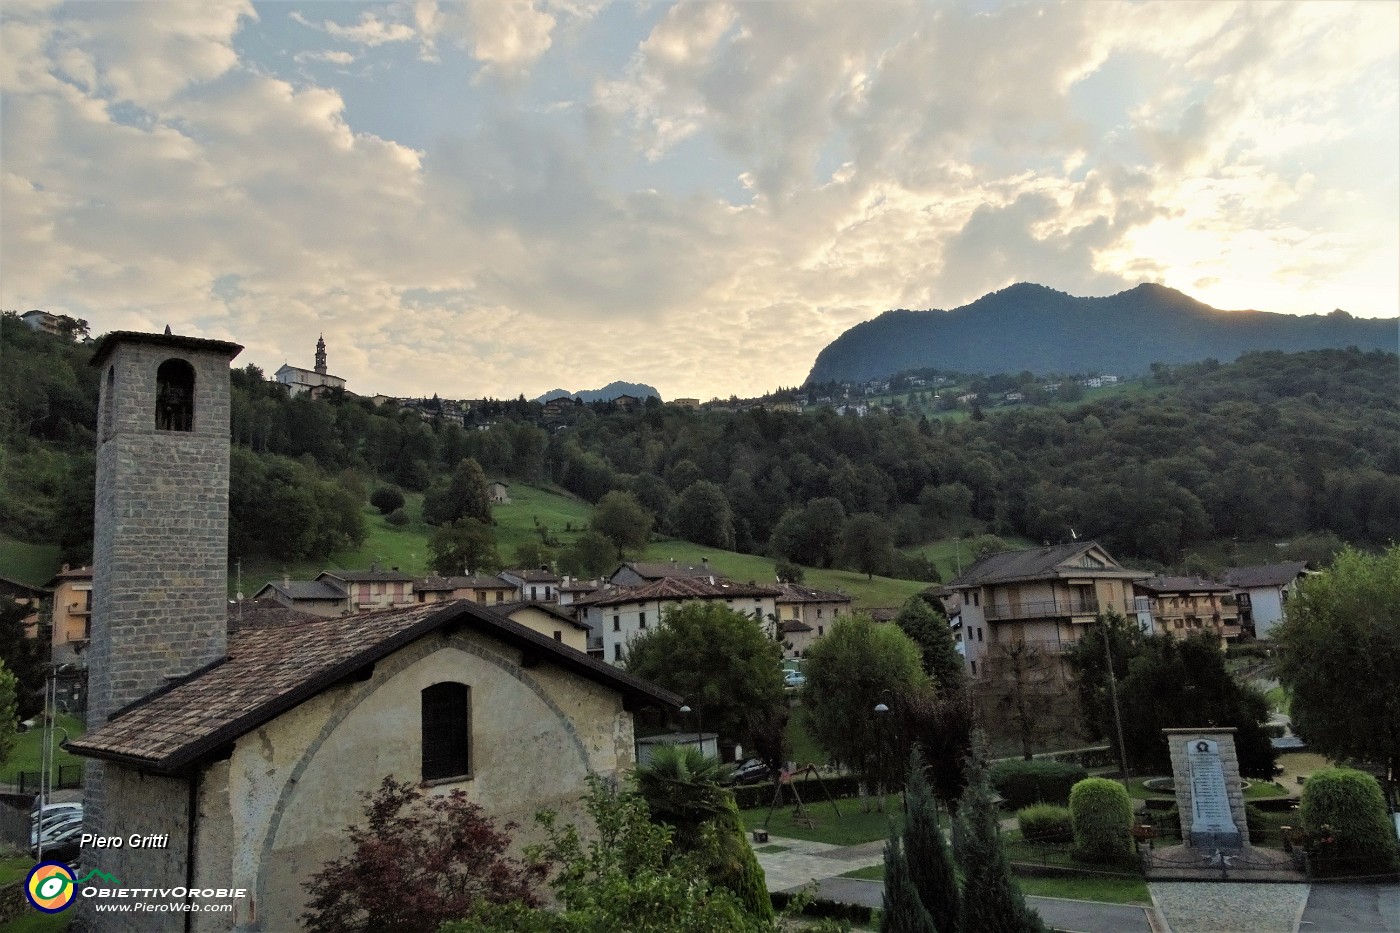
840,864,885,881
741,795,907,847
1244,780,1289,800
905,535,1037,582
784,714,825,769
0,714,85,785
0,534,62,588
1015,873,1152,905
0,854,34,886
0,911,74,932
1264,685,1291,716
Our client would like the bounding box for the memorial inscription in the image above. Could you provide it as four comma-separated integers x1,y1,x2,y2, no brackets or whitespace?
1186,738,1240,844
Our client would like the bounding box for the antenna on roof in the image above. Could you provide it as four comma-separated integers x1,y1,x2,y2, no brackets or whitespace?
1070,528,1078,541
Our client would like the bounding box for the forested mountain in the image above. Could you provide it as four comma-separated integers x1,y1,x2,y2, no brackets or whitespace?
2,312,1397,579
806,282,1398,384
534,382,660,403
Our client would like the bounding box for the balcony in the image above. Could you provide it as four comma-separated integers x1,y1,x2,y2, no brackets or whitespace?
984,596,1099,622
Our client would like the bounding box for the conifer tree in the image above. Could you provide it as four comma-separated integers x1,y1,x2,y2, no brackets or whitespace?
905,750,959,933
955,735,1046,933
881,831,936,933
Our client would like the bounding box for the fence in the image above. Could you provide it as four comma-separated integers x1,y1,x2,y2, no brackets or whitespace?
14,764,83,796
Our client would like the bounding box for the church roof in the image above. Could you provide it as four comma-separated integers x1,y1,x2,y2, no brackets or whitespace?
68,599,680,775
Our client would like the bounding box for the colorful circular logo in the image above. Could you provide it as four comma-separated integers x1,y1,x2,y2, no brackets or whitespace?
25,862,77,913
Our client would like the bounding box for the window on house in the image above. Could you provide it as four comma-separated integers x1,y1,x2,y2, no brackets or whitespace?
477,593,486,603
817,608,823,618
530,586,538,600
1175,619,1184,629
613,643,622,661
495,592,503,603
639,611,647,629
817,625,824,636
613,615,621,632
970,660,977,675
155,359,195,431
973,592,980,606
963,593,970,606
553,630,562,641
421,682,471,782
547,587,554,600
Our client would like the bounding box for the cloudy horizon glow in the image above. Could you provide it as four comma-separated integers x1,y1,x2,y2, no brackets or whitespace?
2,0,1396,400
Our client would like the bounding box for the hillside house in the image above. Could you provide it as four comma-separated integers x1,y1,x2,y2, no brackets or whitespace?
572,577,781,664
485,601,592,653
44,564,93,663
414,573,519,606
949,542,1146,679
607,559,715,588
500,568,561,602
253,579,351,617
68,328,680,932
1132,576,1240,643
1223,562,1311,639
316,565,416,611
773,582,853,658
487,481,512,504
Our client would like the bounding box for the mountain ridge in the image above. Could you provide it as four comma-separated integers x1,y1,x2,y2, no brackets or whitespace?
534,381,661,404
805,282,1396,384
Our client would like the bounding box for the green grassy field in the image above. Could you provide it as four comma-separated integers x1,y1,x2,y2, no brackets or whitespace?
904,534,1037,582
0,910,73,933
0,535,62,588
0,714,86,785
741,795,906,847
1015,873,1152,905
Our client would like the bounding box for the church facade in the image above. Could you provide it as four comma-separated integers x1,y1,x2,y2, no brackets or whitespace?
274,334,346,397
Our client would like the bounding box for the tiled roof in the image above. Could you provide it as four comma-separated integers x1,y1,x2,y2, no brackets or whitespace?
614,561,715,581
486,601,591,630
413,574,513,592
256,580,348,601
227,598,321,632
868,608,899,622
948,542,1145,587
773,582,851,604
317,568,416,583
502,569,562,583
573,577,782,609
780,619,814,634
68,600,680,774
1137,576,1230,595
1224,562,1310,589
44,565,93,587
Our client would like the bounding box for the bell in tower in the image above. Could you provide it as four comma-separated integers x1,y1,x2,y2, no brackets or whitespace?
315,334,328,375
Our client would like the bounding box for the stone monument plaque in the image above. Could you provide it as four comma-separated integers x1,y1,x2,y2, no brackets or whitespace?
1186,738,1239,844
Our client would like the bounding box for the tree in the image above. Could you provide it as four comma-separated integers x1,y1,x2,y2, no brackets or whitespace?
429,519,502,576
623,603,784,755
773,558,804,584
557,530,615,578
423,457,493,527
881,833,936,933
955,737,1046,933
841,513,895,579
302,776,545,933
904,749,959,933
1275,546,1400,788
456,775,774,933
1072,630,1276,778
905,688,976,810
0,660,18,770
370,485,405,515
802,616,930,806
591,491,653,559
895,596,964,691
513,539,555,571
975,640,1076,761
635,745,773,922
0,596,46,718
668,481,735,550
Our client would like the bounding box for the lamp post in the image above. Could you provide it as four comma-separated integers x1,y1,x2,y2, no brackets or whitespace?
874,692,905,811
679,703,704,758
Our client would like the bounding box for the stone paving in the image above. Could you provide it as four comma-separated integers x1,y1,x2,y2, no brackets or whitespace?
1148,881,1311,933
750,835,886,894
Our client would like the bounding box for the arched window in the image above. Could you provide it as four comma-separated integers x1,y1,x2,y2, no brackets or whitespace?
421,682,471,781
155,359,195,431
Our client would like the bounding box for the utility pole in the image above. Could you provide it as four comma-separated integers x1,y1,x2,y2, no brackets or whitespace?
1102,619,1132,785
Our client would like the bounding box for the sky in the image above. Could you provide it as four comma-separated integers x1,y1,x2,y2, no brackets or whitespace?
2,1,1397,401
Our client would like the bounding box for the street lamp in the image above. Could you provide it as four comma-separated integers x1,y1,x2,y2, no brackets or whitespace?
874,694,905,811
679,703,704,758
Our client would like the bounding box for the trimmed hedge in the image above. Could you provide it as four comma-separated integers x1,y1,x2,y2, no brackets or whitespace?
990,760,1089,810
1299,768,1399,876
1017,804,1073,845
1069,778,1133,863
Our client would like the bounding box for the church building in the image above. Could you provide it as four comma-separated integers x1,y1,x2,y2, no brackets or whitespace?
274,335,346,397
69,329,677,931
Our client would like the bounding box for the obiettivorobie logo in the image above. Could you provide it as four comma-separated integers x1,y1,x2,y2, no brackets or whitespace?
25,864,117,913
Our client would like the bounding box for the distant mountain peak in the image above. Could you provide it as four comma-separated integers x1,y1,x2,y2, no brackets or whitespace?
534,382,661,404
804,283,1395,384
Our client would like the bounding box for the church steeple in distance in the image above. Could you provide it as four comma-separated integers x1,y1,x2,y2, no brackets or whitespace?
315,334,327,375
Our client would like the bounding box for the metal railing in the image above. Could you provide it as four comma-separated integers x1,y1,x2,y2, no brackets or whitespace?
15,765,83,796
984,597,1099,621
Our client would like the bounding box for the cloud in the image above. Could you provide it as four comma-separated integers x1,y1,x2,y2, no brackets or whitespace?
290,10,415,47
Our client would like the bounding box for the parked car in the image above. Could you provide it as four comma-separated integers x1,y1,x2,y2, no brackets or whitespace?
31,801,83,820
783,670,807,689
731,758,773,785
33,820,83,862
31,812,82,850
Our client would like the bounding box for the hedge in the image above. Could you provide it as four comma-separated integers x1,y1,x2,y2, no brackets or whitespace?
1016,804,1073,845
990,760,1088,810
1299,768,1399,877
1069,778,1133,863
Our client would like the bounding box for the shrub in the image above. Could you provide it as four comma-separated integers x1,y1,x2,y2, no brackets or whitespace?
370,485,406,515
1016,804,1073,845
989,759,1088,809
1299,768,1399,875
1068,778,1133,863
385,508,409,527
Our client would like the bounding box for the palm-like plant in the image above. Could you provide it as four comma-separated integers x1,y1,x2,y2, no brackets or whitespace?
635,744,732,836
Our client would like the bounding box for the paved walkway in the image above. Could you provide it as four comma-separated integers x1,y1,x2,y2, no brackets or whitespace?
752,833,1400,933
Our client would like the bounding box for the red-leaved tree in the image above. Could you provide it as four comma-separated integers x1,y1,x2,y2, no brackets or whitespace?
302,776,546,933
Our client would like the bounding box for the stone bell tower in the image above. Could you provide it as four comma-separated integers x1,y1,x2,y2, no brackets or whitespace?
315,333,327,375
88,331,243,724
